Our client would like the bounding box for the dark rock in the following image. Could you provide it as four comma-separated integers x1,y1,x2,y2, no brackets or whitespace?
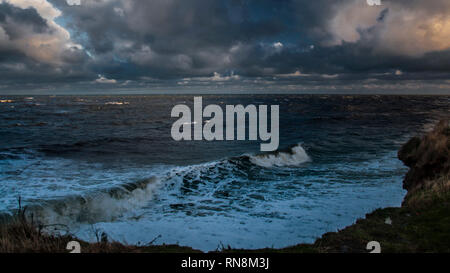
398,137,421,167
398,120,450,191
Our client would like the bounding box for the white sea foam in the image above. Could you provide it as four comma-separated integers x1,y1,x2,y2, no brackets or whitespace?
249,144,311,168
23,177,161,227
105,101,129,105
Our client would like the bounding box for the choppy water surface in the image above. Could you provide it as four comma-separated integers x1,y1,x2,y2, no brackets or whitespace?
0,95,449,251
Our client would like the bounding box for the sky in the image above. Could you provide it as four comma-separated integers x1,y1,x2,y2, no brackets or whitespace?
1,0,450,94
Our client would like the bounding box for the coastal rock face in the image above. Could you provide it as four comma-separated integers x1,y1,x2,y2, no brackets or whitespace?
398,120,450,191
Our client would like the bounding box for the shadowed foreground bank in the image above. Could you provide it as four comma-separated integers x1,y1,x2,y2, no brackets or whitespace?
1,121,449,253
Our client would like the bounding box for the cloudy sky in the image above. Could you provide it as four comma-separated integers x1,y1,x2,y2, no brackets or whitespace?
1,0,450,94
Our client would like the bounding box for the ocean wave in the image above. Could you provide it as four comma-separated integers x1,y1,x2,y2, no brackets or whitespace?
1,143,311,226
20,177,160,225
248,144,311,168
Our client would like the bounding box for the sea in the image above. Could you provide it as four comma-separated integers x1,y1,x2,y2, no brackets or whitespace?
0,94,449,251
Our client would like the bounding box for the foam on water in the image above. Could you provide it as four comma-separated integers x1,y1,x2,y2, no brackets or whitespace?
249,144,311,168
0,151,164,213
25,177,161,226
70,150,407,251
1,95,448,250
0,137,408,251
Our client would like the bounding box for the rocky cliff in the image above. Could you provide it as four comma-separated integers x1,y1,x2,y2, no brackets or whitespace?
398,120,450,194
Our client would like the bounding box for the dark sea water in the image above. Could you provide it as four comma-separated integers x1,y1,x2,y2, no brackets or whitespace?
0,95,449,250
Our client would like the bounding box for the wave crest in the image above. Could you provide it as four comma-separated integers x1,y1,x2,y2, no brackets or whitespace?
249,144,311,168
24,177,160,225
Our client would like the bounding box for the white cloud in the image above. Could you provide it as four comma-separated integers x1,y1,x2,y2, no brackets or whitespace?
66,0,81,6
325,0,450,56
210,72,240,81
321,74,339,79
273,42,283,51
182,72,240,82
276,70,311,77
95,75,117,84
0,0,83,65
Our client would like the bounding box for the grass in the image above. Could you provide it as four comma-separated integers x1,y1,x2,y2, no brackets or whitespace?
0,215,201,253
0,198,200,253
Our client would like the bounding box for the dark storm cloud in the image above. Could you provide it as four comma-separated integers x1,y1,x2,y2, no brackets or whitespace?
0,0,449,93
54,0,290,52
0,0,91,89
0,2,49,39
48,0,295,80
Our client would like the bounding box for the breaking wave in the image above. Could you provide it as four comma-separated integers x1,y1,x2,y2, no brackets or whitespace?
1,144,311,227
20,177,160,226
248,144,311,168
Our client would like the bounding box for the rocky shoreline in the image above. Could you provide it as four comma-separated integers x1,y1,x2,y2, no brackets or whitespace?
1,120,449,253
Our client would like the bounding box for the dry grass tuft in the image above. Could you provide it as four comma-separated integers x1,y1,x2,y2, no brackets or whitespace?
405,174,450,210
0,199,200,253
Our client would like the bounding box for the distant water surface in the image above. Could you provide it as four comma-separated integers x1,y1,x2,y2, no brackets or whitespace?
0,95,449,251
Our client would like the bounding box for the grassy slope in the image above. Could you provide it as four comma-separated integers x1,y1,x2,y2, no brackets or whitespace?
1,122,449,253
